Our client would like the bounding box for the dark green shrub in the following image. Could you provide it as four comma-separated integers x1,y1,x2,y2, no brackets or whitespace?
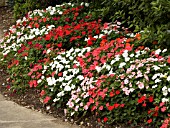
86,0,170,49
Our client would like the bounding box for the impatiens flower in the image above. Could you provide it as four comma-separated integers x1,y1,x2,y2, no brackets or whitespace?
124,79,129,84
57,42,62,48
40,90,46,96
99,106,103,110
147,118,152,124
103,117,108,122
160,102,165,107
84,105,88,110
155,78,161,83
161,106,167,112
155,49,161,55
119,62,126,68
167,56,170,63
137,81,144,89
43,96,51,104
64,85,72,91
162,98,169,103
152,65,160,71
167,76,170,81
115,90,120,95
148,96,154,102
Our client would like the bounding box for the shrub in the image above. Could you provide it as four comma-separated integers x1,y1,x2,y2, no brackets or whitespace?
86,0,170,49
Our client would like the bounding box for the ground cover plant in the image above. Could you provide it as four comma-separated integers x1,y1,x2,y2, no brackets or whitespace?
0,2,170,128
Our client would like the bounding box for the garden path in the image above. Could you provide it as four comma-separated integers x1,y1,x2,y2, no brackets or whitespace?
0,94,80,128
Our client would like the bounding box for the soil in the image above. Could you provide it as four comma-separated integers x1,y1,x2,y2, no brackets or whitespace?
0,6,148,128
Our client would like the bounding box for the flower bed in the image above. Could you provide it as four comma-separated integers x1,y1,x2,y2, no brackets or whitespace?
0,2,170,128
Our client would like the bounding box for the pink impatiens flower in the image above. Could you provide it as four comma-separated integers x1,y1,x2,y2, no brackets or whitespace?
137,81,144,89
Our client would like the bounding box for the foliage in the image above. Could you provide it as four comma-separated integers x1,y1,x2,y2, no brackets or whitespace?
85,0,170,49
1,2,170,128
13,0,70,19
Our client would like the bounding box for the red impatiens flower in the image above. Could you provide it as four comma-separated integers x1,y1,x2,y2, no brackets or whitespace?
109,91,114,97
43,96,51,104
148,96,154,102
40,90,46,96
34,23,39,28
108,105,114,111
142,103,146,107
160,102,165,107
153,112,158,117
167,57,170,64
120,104,125,108
57,42,62,48
103,117,108,122
87,40,93,46
29,80,38,88
147,118,152,124
91,106,96,111
58,72,63,77
114,103,120,108
148,110,152,114
161,106,167,112
46,43,51,48
45,34,51,41
115,90,120,95
155,106,159,111
138,95,146,104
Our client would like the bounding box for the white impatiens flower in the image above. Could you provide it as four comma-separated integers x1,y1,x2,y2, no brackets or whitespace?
152,65,160,71
77,75,84,80
162,98,169,102
71,84,75,89
122,50,128,57
163,91,168,96
64,85,72,91
125,57,130,62
53,98,59,102
106,65,111,70
152,84,158,89
155,49,161,55
155,78,161,83
95,66,102,73
57,77,64,82
162,49,167,53
152,74,158,80
111,60,116,65
46,49,51,54
119,62,126,68
46,77,56,86
130,53,134,57
69,56,74,60
167,76,170,81
57,91,65,97
85,3,89,7
65,75,73,81
37,79,42,84
162,86,167,91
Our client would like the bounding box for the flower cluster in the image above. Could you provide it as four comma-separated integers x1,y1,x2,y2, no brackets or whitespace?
0,2,170,128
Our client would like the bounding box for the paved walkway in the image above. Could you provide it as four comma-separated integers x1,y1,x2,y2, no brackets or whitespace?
0,94,80,128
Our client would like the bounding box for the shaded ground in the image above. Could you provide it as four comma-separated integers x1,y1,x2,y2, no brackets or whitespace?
0,6,14,36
